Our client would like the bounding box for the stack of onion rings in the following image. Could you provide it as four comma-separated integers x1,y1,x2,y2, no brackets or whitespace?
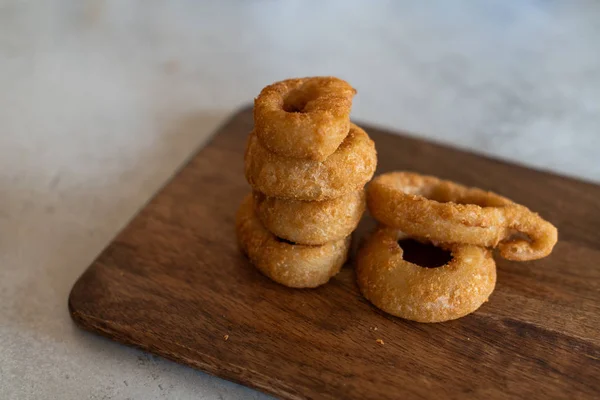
357,171,557,322
237,77,376,288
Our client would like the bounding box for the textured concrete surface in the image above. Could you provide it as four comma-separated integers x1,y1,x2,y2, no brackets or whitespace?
1,1,599,399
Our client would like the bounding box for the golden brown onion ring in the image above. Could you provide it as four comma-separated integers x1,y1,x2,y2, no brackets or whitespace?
245,123,377,201
356,226,496,323
253,190,365,245
367,172,557,261
254,77,356,161
236,194,350,288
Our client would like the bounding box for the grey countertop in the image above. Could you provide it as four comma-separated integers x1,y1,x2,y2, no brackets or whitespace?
1,1,599,399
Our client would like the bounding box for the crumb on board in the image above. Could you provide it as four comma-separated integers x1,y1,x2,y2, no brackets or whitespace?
223,334,229,341
370,326,378,331
376,339,384,345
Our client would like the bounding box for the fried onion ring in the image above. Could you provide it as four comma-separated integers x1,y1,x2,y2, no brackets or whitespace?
367,172,558,261
254,77,356,161
356,227,496,323
253,190,366,245
236,194,350,288
245,123,377,201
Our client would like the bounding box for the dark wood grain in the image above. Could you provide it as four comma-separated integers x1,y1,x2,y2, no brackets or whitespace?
69,107,600,400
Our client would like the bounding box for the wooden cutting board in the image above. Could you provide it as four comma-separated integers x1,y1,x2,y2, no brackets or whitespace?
69,107,600,400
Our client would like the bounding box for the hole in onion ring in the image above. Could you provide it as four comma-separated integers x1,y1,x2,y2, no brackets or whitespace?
506,231,532,243
500,230,534,254
282,102,303,113
282,90,309,113
397,239,452,269
274,236,297,245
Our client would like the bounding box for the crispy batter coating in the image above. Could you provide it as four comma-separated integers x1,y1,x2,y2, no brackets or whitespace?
367,172,558,261
236,194,350,288
356,227,496,323
245,123,377,201
253,190,366,245
254,77,356,161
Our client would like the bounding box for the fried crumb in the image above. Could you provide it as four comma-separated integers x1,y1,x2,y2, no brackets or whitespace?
223,334,229,341
376,339,384,345
369,326,378,331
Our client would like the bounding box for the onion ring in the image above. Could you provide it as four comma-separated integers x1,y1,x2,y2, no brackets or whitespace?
254,77,356,161
245,123,377,201
236,194,350,288
356,227,496,323
367,172,558,261
253,190,366,245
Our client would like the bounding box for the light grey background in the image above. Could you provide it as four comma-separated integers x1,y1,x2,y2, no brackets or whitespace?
1,1,599,399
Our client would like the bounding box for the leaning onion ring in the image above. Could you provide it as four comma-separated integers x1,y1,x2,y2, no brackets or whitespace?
367,172,558,261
